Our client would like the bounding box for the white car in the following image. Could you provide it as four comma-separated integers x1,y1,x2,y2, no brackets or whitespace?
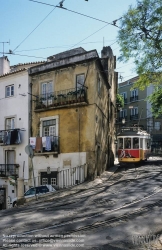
10,185,56,207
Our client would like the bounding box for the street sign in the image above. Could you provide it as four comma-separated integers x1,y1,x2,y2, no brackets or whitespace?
25,145,34,158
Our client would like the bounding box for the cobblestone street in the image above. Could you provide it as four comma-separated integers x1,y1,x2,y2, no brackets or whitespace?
0,157,162,250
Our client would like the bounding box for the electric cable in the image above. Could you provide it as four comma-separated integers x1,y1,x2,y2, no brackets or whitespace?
15,39,117,53
13,0,61,52
28,0,121,27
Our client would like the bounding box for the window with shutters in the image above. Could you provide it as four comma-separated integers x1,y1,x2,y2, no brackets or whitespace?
41,81,53,106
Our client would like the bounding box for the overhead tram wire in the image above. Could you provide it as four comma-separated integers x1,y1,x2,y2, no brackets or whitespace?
0,52,46,60
28,0,121,28
13,0,62,52
16,39,117,53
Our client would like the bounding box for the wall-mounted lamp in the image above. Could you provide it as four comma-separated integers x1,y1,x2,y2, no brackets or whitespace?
18,84,21,88
122,118,125,124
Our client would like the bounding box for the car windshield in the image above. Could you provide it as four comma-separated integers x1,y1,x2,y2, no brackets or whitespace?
25,188,36,196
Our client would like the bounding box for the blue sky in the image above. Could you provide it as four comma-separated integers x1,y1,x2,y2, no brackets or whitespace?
1,0,138,81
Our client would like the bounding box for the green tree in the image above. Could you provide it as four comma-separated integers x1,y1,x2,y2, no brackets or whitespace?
116,93,124,111
117,0,162,90
148,86,162,117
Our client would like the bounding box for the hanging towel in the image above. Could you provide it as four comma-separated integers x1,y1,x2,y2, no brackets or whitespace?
17,130,21,144
42,137,46,148
30,137,36,149
3,131,8,144
6,131,11,145
45,136,51,151
35,137,43,152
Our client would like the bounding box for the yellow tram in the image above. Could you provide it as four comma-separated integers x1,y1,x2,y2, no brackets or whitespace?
117,127,151,165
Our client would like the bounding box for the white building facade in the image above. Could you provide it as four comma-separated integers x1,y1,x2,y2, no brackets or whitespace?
0,57,31,209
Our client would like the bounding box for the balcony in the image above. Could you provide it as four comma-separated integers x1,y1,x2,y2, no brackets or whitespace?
130,96,138,102
0,164,19,177
0,129,21,146
130,114,139,120
35,88,87,110
33,136,60,155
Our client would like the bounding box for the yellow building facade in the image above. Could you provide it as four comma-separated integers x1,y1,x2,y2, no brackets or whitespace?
29,47,117,188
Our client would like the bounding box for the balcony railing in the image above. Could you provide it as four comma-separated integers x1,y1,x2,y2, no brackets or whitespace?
130,114,139,120
0,129,21,146
33,136,60,154
130,96,138,102
35,88,87,110
0,164,19,177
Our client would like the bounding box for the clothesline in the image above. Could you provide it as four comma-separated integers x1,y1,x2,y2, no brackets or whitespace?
30,136,58,152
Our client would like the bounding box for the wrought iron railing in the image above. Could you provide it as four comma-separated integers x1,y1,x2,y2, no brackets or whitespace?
0,164,19,177
35,88,87,110
130,96,138,102
33,136,60,154
130,114,139,120
0,129,21,145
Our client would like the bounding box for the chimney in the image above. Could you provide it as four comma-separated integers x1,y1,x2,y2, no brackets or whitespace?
0,56,10,75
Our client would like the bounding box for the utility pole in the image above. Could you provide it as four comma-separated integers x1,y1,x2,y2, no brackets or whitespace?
0,41,10,56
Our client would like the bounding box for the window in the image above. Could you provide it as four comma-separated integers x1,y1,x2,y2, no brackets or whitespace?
36,186,49,193
42,178,48,185
121,92,127,99
131,89,138,97
124,138,131,149
6,85,14,97
41,81,53,105
42,119,56,137
51,178,56,185
120,109,127,118
118,138,123,149
25,188,36,196
155,122,161,131
133,138,139,149
6,118,15,130
131,107,138,115
76,74,85,90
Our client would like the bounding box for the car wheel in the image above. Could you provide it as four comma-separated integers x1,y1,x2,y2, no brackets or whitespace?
13,201,17,207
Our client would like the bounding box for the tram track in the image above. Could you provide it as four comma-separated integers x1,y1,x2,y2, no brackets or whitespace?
0,161,162,249
1,197,162,250
1,183,162,240
0,161,161,217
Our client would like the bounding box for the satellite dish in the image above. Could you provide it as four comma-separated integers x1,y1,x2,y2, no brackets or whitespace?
25,145,34,158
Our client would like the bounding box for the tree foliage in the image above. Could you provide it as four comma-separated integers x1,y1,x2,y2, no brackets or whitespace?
116,93,124,110
117,0,162,89
148,87,162,118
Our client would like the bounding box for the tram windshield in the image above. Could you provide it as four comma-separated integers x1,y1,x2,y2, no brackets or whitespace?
124,138,131,149
118,138,123,149
133,138,139,149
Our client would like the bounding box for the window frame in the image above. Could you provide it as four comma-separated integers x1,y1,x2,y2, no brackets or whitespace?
6,85,14,98
131,89,138,97
76,74,85,90
5,117,15,130
40,115,59,137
